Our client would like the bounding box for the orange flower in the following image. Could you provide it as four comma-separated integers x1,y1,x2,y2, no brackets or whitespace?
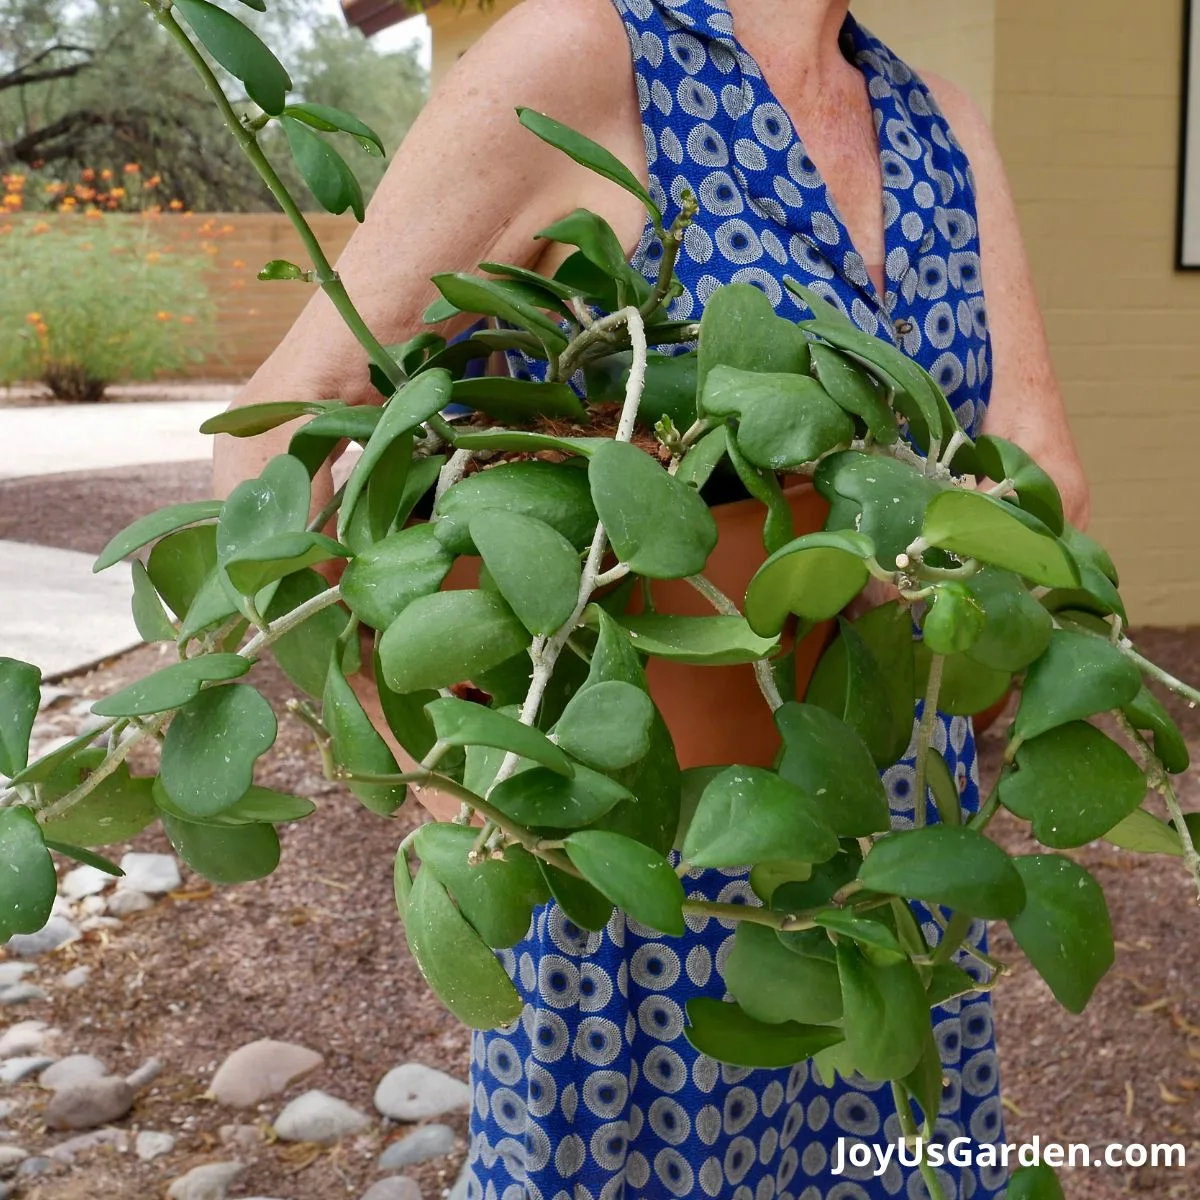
155,310,171,321
100,168,113,181
124,162,140,174
145,251,162,263
168,198,184,211
3,194,22,209
81,168,96,182
231,259,246,269
109,187,126,200
25,312,43,324
145,175,161,188
32,221,50,234
219,223,234,234
84,208,103,220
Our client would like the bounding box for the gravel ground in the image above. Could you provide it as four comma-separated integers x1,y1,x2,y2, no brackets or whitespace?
1,466,1198,1198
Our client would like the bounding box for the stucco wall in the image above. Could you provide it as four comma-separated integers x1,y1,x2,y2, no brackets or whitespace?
993,0,1198,623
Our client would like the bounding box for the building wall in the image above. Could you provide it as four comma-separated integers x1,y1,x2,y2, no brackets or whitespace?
428,0,521,86
993,0,1198,623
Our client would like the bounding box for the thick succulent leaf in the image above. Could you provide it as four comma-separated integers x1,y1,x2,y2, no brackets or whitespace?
837,943,929,1082
553,681,654,771
0,658,41,779
565,830,685,936
0,808,57,942
488,766,631,831
1122,686,1190,775
324,656,407,815
684,997,843,1070
93,655,250,718
162,812,280,885
809,341,899,444
727,922,844,1025
975,434,1065,535
341,525,454,631
94,501,223,573
617,615,778,666
425,697,573,777
963,568,1053,673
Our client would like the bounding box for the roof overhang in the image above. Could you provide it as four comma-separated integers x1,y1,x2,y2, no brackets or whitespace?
342,0,428,37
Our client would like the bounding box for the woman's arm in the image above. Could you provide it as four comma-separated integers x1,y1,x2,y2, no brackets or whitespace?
212,0,640,501
925,75,1091,530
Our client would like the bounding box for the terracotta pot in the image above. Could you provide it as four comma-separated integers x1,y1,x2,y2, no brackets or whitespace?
625,480,832,770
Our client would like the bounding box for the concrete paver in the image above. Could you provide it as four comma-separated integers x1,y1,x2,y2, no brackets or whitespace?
1,541,141,679
0,398,230,480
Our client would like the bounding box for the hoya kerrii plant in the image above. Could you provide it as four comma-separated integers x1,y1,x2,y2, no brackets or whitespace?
1,6,1199,1199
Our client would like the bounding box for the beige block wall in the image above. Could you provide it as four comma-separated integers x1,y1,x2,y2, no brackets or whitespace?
993,0,1198,624
428,0,522,86
854,0,997,121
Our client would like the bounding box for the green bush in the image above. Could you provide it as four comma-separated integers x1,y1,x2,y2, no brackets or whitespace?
0,216,216,402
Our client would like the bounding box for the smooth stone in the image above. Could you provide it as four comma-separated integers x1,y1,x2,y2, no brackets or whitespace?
0,1146,28,1170
4,917,79,958
361,1179,423,1200
106,890,155,919
117,853,181,895
79,916,122,932
79,895,107,917
40,1055,107,1091
44,1076,134,1130
0,983,47,1006
46,1128,128,1161
273,1090,371,1144
0,966,34,988
166,1161,246,1200
15,1155,56,1177
210,1039,324,1109
61,966,92,990
61,865,111,901
0,1057,55,1085
136,1130,176,1161
0,1101,16,1121
374,1064,470,1122
377,1124,456,1170
0,1022,48,1058
39,686,73,710
126,1057,163,1089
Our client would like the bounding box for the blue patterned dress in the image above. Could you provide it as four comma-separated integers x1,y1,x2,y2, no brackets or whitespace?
466,6,1006,1198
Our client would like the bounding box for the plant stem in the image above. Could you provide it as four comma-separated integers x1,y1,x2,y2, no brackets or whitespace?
1118,639,1200,709
966,779,1003,833
240,585,344,661
890,1082,950,1200
1116,713,1200,903
152,6,408,396
682,901,816,933
912,654,945,829
684,574,785,713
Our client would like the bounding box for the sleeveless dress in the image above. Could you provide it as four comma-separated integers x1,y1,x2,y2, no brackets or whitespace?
466,6,1006,1199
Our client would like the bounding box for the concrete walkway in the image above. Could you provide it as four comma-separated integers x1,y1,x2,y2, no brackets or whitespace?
1,396,232,677
0,397,231,479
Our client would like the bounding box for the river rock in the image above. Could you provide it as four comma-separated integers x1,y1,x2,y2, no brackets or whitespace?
0,1057,55,1085
0,1146,28,1171
61,866,111,901
377,1124,456,1170
117,853,181,895
218,1123,260,1154
60,966,91,990
126,1057,163,1089
15,1155,56,1177
40,1055,107,1091
0,966,34,988
374,1064,470,1122
166,1161,245,1200
361,1179,423,1200
107,890,154,918
0,983,47,1006
44,1076,134,1130
4,917,79,958
273,1090,371,1144
0,1022,49,1059
210,1039,324,1109
46,1128,128,1161
136,1130,176,1161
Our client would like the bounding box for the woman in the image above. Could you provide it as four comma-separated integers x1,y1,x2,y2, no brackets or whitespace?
216,2,1089,1197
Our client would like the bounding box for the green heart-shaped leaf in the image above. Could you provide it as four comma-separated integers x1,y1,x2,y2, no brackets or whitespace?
283,101,385,156
425,697,573,777
324,655,406,816
40,755,157,847
837,943,929,1082
94,500,223,574
589,441,718,580
1015,630,1143,741
962,567,1053,672
341,525,454,632
283,116,364,220
224,532,348,596
379,591,531,694
470,511,581,637
131,560,177,643
913,640,1011,717
1122,686,1189,775
415,823,549,949
809,341,899,444
728,921,843,1024
1001,722,1147,848
539,861,614,932
1007,855,1113,1013
975,434,1064,534
93,654,251,718
565,829,685,936
922,491,1079,588
0,808,57,942
553,681,654,772
403,867,524,1029
288,405,381,475
264,569,355,700
431,273,568,355
175,0,291,113
162,811,280,885
200,401,331,438
684,997,844,1070
616,615,778,666
147,526,219,621
159,684,276,818
489,766,631,830
682,766,838,869
451,377,586,425
775,703,891,837
858,826,1026,919
0,658,41,779
1103,807,1186,856
745,531,874,637
436,460,598,555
